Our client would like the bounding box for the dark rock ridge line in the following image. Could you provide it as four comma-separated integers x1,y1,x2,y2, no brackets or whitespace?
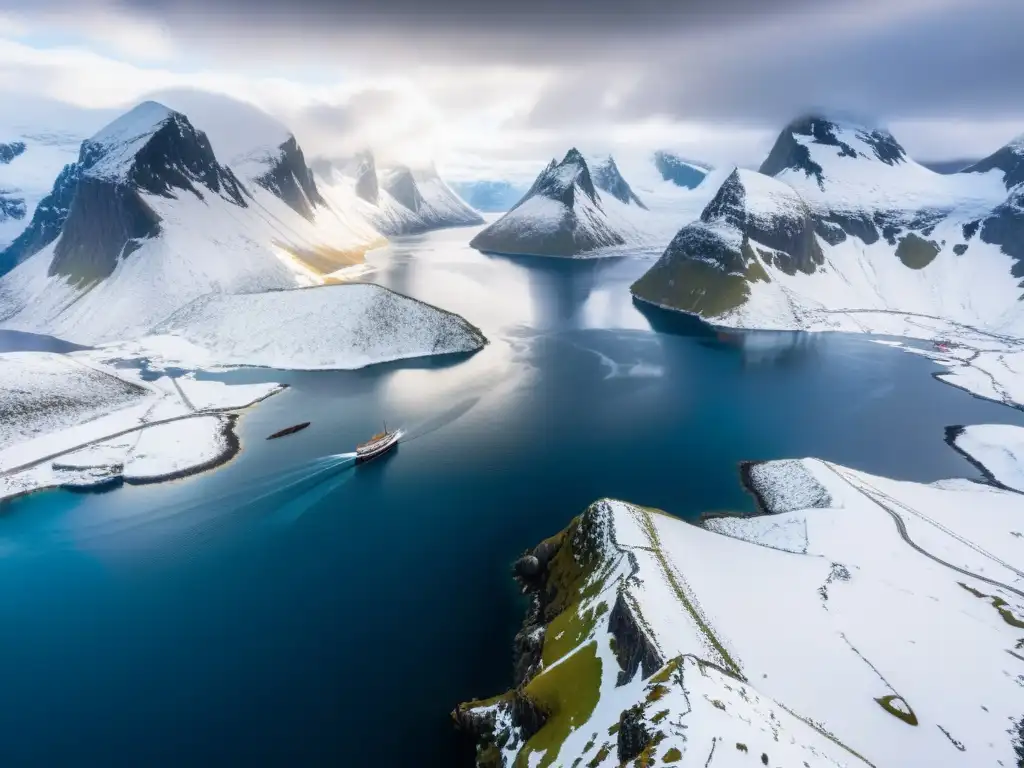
759,114,906,189
962,137,1024,190
453,501,662,766
591,156,647,209
253,135,326,220
469,148,626,257
0,141,26,164
632,114,1024,321
50,108,247,287
0,163,80,276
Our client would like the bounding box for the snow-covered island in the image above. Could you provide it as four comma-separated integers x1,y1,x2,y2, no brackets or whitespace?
455,441,1024,766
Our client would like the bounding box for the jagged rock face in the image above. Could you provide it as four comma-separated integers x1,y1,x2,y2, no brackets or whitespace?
254,135,325,220
963,139,1024,190
38,107,249,286
0,141,26,165
85,116,248,207
48,178,161,286
352,150,379,205
0,195,26,222
591,156,647,209
980,188,1024,276
518,148,600,210
699,169,823,275
617,706,651,763
0,162,81,276
631,169,823,318
759,115,907,188
653,150,708,189
382,166,425,213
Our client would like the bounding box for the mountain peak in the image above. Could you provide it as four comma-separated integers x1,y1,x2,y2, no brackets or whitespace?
760,114,907,189
962,132,1024,190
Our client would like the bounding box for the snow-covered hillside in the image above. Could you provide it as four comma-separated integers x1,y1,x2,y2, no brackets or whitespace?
457,452,1024,766
0,349,284,500
315,151,483,236
632,115,1024,345
0,101,384,344
106,283,487,371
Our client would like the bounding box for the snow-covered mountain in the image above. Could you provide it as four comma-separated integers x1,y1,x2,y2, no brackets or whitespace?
632,114,1021,337
449,180,528,212
314,150,483,236
0,101,381,344
468,149,637,257
653,150,710,189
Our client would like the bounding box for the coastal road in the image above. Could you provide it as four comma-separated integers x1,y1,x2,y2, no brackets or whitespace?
0,412,220,479
822,462,1024,601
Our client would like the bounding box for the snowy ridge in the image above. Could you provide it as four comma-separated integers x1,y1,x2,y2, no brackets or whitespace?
460,452,1024,766
82,101,176,182
118,283,487,371
632,114,1024,362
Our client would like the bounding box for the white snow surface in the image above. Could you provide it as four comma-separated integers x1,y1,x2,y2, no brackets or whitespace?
84,101,175,182
953,423,1024,492
479,455,1024,766
777,121,1007,214
0,351,148,450
133,282,485,371
0,349,283,500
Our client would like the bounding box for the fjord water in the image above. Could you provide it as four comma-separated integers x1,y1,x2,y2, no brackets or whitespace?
2,226,1023,766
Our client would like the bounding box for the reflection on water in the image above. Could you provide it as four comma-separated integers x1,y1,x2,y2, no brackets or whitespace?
0,329,89,354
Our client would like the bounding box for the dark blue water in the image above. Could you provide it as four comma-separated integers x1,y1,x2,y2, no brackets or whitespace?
2,227,1023,766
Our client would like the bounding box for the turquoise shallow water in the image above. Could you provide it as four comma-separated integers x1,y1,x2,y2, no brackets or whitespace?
1,227,1022,766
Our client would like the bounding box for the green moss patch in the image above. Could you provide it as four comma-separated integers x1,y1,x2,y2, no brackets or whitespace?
661,746,682,763
587,743,611,767
518,642,603,768
636,507,741,677
632,259,751,319
875,695,918,726
895,234,940,270
958,582,1024,628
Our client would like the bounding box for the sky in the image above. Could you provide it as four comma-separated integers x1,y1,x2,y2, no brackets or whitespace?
0,0,1021,181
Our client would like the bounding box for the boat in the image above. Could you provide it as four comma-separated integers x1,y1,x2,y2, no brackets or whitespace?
355,421,400,464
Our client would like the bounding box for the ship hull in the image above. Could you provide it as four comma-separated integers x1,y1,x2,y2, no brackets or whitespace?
355,436,399,464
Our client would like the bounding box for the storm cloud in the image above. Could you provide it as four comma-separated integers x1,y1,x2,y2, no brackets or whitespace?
3,0,1022,170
